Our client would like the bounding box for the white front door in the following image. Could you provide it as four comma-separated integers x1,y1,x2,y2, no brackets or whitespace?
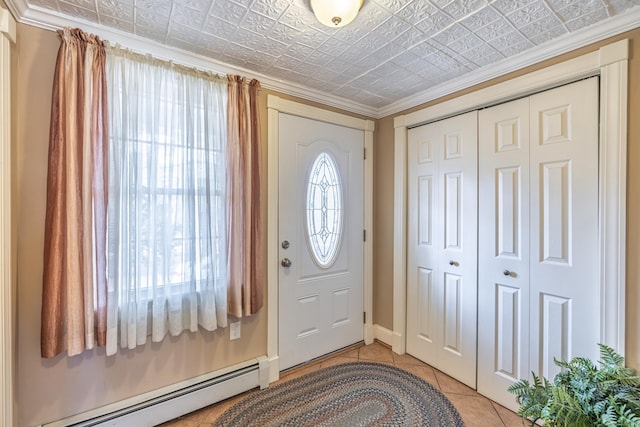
278,113,364,371
477,78,600,410
406,111,478,388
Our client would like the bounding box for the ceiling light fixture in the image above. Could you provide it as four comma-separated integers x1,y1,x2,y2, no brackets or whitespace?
310,0,364,28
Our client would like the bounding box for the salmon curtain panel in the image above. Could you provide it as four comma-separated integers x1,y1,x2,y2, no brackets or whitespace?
226,76,265,317
41,28,108,358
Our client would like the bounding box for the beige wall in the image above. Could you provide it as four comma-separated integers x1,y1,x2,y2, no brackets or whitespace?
372,28,640,371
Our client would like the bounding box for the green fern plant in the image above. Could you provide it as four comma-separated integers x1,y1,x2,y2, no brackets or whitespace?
508,344,640,426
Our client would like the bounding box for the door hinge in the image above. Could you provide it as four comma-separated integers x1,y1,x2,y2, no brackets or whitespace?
363,229,366,242
364,147,367,160
363,311,366,323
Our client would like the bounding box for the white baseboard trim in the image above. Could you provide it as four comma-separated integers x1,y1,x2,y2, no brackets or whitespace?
267,355,280,384
40,357,266,427
372,324,394,348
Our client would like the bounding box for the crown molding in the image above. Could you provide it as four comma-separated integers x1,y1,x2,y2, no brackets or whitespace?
4,1,640,119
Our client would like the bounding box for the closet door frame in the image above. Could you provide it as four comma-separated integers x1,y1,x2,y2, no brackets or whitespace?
392,39,628,357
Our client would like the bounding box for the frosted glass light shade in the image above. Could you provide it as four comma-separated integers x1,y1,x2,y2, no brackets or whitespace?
310,0,364,27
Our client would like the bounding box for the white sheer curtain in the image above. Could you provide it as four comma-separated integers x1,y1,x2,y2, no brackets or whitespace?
105,46,228,355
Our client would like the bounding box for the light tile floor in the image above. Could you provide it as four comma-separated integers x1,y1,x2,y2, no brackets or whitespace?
161,342,525,427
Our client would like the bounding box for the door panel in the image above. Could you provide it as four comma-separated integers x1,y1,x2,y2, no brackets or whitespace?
407,111,478,388
478,97,530,409
278,114,364,371
478,78,599,410
529,78,600,380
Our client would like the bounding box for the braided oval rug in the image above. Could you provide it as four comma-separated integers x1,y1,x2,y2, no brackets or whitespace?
214,361,465,426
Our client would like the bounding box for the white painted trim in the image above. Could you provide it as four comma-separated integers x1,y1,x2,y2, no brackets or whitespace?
267,95,375,380
372,324,394,348
0,7,15,427
392,116,407,356
393,39,628,362
4,1,639,119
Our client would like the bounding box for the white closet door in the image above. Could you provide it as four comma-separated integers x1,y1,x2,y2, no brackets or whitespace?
407,111,478,388
528,78,600,380
477,97,531,409
477,78,600,410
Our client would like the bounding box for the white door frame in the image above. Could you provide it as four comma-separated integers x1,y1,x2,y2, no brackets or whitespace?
393,39,628,357
267,95,375,382
0,7,16,427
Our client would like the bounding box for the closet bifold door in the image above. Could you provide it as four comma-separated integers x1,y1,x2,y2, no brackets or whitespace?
477,78,600,411
406,111,478,388
477,97,531,410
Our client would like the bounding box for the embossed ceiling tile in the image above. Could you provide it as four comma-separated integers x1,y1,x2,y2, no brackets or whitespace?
487,31,529,51
528,24,566,45
223,42,255,61
332,24,368,43
393,27,429,49
252,0,289,19
565,8,609,31
256,37,289,56
168,23,202,43
285,42,314,59
326,57,353,73
171,5,207,27
305,50,334,67
500,39,534,56
448,32,483,52
396,1,438,25
292,61,322,77
245,52,277,68
240,10,275,32
275,54,302,69
98,2,134,21
201,19,238,42
210,0,248,25
373,16,411,41
267,22,298,44
317,37,350,55
356,53,388,69
179,0,214,13
554,0,604,22
518,14,564,39
391,50,422,67
28,0,59,9
58,2,98,22
407,39,437,57
100,16,134,32
460,4,501,30
372,43,401,62
297,28,329,48
608,0,640,14
414,11,454,34
442,0,489,20
492,0,538,15
61,0,95,11
544,0,574,10
401,58,432,74
135,24,168,42
354,1,392,28
373,0,413,14
432,24,470,45
351,33,386,52
232,28,267,50
474,16,514,41
507,2,553,27
137,0,172,17
198,33,229,52
166,37,199,52
278,4,316,31
460,44,504,66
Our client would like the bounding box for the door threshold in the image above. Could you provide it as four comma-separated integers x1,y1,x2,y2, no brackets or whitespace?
280,341,365,374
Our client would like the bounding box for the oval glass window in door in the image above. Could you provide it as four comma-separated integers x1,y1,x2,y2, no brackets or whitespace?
305,151,344,268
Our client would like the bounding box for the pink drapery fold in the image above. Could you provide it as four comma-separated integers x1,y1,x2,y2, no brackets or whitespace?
227,76,265,317
41,28,108,358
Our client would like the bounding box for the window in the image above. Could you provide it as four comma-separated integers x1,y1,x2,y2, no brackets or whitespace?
305,151,344,268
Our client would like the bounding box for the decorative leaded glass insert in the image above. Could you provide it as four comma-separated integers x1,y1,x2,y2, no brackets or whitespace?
306,151,343,268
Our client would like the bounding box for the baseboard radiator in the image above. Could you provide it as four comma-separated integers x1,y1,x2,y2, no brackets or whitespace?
42,356,270,427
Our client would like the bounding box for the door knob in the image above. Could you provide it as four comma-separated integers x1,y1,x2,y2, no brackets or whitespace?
503,270,513,277
281,240,290,249
281,258,292,268
449,260,459,266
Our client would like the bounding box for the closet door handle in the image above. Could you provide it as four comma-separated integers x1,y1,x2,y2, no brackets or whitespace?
503,270,513,277
449,260,459,266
